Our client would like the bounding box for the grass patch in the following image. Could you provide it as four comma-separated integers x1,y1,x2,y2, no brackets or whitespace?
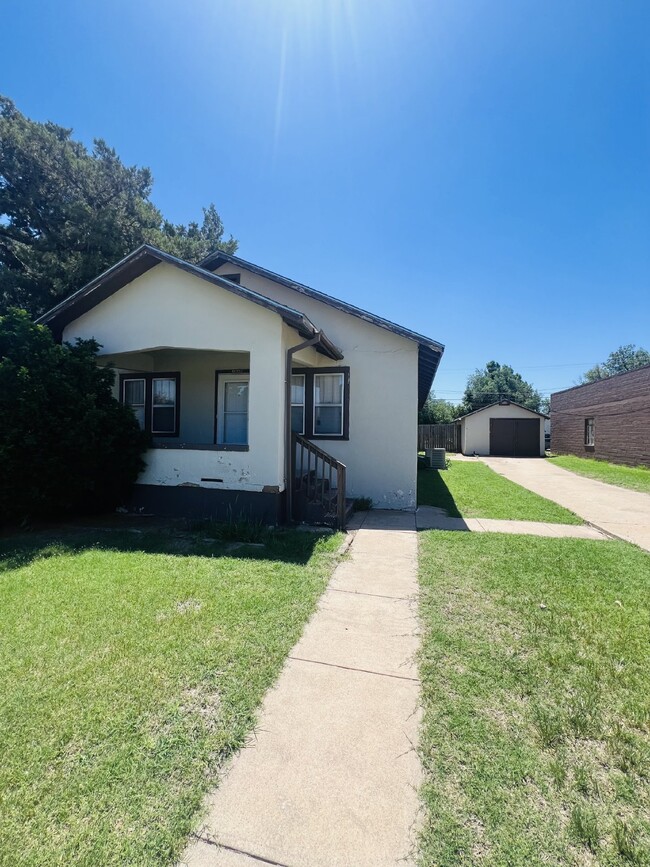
418,531,650,866
0,523,341,866
550,454,650,495
418,460,581,524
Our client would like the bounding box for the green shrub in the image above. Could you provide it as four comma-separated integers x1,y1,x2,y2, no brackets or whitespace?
0,309,148,523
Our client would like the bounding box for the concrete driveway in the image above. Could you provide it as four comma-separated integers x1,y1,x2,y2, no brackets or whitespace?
481,457,650,552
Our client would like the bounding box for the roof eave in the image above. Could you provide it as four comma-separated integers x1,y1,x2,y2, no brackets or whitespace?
36,245,343,360
201,250,445,355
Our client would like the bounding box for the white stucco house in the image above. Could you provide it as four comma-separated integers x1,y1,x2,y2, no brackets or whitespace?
457,400,547,457
37,245,444,527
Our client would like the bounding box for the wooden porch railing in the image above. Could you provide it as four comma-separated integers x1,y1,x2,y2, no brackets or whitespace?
292,433,348,529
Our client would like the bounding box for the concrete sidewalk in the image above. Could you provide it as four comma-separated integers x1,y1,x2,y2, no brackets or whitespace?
481,457,650,552
180,510,422,867
416,505,611,539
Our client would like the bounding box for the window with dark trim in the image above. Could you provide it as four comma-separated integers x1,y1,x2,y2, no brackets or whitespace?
584,417,595,447
292,367,350,440
291,374,305,434
120,372,180,437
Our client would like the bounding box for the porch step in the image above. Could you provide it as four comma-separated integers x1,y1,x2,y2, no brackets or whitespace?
294,492,354,529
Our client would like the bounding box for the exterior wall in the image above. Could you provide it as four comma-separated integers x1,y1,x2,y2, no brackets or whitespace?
550,367,650,466
135,448,280,494
62,263,287,493
461,404,545,456
215,266,420,509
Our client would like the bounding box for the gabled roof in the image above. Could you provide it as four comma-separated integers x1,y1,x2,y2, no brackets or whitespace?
200,250,445,408
36,245,343,360
456,400,549,421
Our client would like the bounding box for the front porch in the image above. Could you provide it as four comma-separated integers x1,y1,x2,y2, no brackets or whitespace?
103,346,350,527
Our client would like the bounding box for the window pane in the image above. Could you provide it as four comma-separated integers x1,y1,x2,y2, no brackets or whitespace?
222,379,249,444
153,378,176,406
124,379,145,406
224,412,248,444
291,375,305,404
314,373,343,405
291,405,304,434
124,380,145,429
224,381,249,413
131,406,145,429
315,405,343,435
152,405,175,433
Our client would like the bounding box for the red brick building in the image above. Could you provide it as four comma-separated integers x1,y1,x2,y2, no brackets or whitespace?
550,366,650,467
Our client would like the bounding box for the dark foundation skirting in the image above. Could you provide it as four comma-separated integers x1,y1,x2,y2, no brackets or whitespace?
129,485,285,524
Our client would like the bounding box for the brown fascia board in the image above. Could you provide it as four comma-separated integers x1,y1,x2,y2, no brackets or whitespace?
200,250,445,355
36,245,343,360
200,250,444,409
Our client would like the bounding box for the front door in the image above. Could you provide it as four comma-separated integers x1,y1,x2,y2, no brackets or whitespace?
216,373,250,446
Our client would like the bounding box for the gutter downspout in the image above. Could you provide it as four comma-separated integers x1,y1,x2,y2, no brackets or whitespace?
285,334,322,523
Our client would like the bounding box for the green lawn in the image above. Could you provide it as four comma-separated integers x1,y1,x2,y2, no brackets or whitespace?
0,524,341,866
418,460,581,524
418,532,650,866
550,454,650,495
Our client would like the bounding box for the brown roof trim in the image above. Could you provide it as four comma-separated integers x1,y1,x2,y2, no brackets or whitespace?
36,245,343,361
457,400,549,421
200,249,444,408
201,250,445,353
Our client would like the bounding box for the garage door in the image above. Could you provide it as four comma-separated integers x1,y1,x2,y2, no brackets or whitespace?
489,418,540,456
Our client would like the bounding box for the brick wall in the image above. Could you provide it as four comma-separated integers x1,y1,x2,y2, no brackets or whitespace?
550,366,650,467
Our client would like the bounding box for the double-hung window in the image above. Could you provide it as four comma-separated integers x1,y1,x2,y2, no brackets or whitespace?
314,373,344,436
291,367,349,440
121,373,180,437
151,378,177,434
123,379,146,429
584,417,595,447
291,374,305,434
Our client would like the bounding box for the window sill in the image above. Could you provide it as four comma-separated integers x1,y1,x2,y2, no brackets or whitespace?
308,435,349,442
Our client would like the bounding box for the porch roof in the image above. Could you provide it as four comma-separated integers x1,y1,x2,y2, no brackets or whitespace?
36,245,343,361
200,249,445,408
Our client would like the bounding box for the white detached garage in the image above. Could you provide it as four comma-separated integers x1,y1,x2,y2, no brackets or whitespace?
458,400,548,457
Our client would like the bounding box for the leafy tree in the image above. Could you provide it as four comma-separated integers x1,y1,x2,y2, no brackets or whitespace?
419,392,461,424
0,95,237,316
461,361,542,413
0,309,148,523
581,344,650,383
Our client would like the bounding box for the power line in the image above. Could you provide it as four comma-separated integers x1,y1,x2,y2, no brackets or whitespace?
439,362,598,372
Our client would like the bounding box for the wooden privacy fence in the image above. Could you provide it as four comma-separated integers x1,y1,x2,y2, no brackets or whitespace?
418,423,461,452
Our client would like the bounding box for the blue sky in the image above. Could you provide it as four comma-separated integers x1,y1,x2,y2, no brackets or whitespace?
2,0,649,401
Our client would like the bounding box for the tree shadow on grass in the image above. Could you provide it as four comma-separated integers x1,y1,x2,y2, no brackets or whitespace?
417,469,462,518
0,516,325,574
